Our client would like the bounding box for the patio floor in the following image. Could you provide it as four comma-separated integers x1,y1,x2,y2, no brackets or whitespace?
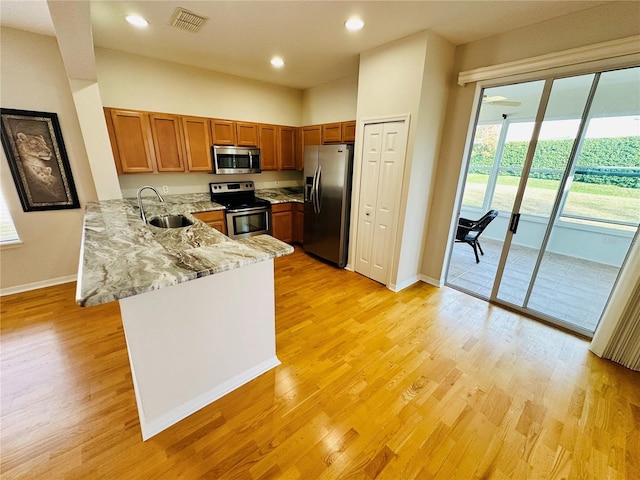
447,237,621,333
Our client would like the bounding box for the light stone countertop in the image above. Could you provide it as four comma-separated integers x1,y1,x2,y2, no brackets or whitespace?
255,187,303,204
76,194,294,307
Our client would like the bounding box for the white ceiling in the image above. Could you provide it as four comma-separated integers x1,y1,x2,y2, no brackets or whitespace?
0,0,616,90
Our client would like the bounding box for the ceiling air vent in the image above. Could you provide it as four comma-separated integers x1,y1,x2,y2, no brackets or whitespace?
169,7,208,33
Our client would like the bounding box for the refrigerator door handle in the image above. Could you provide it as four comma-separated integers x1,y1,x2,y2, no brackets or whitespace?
311,167,318,215
316,165,322,214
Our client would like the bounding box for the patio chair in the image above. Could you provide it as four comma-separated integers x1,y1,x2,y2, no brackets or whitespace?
455,210,498,263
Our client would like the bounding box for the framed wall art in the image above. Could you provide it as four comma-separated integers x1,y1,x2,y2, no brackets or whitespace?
0,108,80,211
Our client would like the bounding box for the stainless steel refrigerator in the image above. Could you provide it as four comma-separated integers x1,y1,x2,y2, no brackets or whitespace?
303,144,354,267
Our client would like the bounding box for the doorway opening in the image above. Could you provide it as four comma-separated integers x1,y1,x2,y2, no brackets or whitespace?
446,66,640,337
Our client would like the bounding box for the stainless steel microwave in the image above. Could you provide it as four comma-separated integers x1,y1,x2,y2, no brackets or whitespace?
212,146,261,174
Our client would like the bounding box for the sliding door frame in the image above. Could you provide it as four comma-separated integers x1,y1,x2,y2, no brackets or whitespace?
446,63,640,338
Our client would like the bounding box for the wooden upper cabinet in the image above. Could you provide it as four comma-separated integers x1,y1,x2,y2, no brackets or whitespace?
299,125,322,171
279,126,296,170
302,125,322,147
322,123,342,143
236,122,259,147
259,124,278,171
342,121,356,143
211,119,237,145
149,113,185,172
107,108,156,173
104,109,122,174
181,116,213,172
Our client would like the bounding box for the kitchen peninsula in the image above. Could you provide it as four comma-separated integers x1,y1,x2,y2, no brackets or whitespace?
76,194,293,440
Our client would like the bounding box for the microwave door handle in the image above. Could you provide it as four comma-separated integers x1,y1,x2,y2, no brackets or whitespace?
248,151,252,169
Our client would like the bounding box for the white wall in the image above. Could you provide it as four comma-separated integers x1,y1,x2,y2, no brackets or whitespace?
96,48,302,125
422,2,640,283
0,28,98,292
396,31,454,288
354,30,454,290
96,48,305,193
302,76,358,125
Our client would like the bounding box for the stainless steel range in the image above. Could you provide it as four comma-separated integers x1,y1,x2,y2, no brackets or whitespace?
209,181,271,239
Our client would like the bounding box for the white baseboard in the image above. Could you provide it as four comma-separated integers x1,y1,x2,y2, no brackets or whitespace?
140,356,281,440
388,275,420,292
420,274,444,287
0,274,77,297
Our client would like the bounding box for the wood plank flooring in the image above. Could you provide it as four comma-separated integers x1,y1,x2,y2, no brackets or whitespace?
1,247,639,479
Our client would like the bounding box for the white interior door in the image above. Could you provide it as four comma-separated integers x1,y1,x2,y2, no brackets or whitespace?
355,121,406,284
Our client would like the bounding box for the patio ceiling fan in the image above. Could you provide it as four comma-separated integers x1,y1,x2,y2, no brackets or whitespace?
482,95,522,107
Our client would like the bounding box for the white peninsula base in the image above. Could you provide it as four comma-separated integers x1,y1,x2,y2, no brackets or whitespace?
119,260,279,440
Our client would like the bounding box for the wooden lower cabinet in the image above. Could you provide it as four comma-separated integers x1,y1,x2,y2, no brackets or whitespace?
271,203,293,243
294,203,304,244
191,210,227,235
271,202,303,244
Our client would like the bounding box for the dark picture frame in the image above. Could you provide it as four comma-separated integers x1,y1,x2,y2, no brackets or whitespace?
0,108,80,211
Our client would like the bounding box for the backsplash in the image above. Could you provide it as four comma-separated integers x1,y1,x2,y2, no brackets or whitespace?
118,170,303,198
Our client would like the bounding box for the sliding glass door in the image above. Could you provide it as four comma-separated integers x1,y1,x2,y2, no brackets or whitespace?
447,66,640,336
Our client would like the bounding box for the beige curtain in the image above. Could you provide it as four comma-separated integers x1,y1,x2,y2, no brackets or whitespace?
590,236,640,371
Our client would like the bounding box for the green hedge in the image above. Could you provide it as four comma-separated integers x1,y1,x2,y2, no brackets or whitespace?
470,136,640,188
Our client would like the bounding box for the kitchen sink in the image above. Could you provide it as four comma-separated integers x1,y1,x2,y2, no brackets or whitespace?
148,214,193,228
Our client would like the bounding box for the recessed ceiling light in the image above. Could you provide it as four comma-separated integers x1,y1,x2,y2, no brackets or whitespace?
345,18,364,31
125,15,149,27
271,57,285,68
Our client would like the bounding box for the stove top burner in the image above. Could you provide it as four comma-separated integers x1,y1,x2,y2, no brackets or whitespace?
218,198,271,209
209,181,271,210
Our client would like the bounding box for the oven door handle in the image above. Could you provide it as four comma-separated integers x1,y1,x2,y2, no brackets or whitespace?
226,206,269,214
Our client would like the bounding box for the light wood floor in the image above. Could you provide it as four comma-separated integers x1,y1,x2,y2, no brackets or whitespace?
2,248,639,479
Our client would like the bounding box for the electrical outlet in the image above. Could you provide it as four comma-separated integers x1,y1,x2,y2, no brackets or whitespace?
162,185,169,194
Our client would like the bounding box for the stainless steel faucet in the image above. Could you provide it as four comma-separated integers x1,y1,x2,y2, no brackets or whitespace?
137,186,164,225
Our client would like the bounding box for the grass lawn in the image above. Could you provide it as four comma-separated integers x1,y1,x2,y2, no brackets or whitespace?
462,174,640,225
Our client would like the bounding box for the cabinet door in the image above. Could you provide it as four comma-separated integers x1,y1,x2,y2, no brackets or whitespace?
279,126,296,170
236,122,259,147
271,203,293,243
259,124,278,170
302,125,322,146
295,203,304,244
322,123,342,143
342,121,356,143
299,125,322,172
104,108,122,174
108,109,156,173
182,116,213,172
192,210,227,235
211,120,237,145
149,113,185,172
